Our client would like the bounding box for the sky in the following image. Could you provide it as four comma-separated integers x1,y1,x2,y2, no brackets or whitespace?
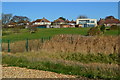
2,2,118,21
1,0,120,2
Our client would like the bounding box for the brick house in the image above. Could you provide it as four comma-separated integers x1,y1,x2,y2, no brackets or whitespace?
98,16,120,26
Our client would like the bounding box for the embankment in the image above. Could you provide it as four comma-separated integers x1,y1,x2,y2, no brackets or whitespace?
2,34,120,54
41,34,119,54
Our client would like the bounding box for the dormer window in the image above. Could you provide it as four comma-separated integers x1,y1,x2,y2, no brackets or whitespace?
42,20,44,22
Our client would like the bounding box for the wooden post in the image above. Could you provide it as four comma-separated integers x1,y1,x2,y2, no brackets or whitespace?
8,40,10,52
26,39,28,52
41,37,44,43
71,37,73,44
49,36,51,40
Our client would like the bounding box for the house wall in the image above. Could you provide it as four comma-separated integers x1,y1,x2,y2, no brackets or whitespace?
34,22,51,25
37,25,51,28
76,19,97,27
53,22,66,25
51,25,60,28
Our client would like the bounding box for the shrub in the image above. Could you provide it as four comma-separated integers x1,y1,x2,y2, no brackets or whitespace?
87,27,102,36
110,25,119,30
28,26,37,33
100,25,105,33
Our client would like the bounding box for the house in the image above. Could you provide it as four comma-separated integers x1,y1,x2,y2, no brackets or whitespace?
52,19,76,28
69,20,76,25
32,17,51,28
76,18,97,27
8,22,17,28
98,16,120,26
52,18,67,28
53,18,66,25
67,20,76,28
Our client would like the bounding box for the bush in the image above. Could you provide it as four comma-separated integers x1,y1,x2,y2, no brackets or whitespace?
87,27,102,36
100,25,105,33
28,26,37,33
110,25,119,30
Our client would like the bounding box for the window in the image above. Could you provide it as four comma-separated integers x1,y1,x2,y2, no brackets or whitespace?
42,20,45,22
91,21,95,23
79,20,88,24
88,24,95,27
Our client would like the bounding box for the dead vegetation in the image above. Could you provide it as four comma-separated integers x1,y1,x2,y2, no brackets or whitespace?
2,34,119,54
42,34,119,54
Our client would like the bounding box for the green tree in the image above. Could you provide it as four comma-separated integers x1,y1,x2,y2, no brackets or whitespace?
59,17,66,21
100,25,105,34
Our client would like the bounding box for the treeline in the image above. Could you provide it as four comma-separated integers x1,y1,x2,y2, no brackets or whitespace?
2,13,30,27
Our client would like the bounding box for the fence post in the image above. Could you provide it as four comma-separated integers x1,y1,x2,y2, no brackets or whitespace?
8,40,10,52
71,36,73,44
26,39,28,52
41,37,44,43
48,36,51,40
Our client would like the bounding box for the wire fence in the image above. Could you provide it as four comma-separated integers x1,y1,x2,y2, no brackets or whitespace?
2,37,51,53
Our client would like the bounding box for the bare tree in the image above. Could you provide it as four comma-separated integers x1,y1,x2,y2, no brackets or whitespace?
2,13,12,25
11,16,30,25
77,15,88,19
0,20,1,24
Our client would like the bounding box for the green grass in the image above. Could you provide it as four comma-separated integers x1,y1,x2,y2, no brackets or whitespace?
105,30,119,35
2,54,120,79
2,27,119,42
2,28,90,42
61,53,119,64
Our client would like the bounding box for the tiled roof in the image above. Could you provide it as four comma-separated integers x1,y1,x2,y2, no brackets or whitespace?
98,16,120,25
54,19,65,23
34,18,51,23
65,19,70,23
8,22,17,25
70,20,76,23
104,19,120,24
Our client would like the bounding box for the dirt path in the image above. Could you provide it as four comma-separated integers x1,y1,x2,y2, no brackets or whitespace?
2,66,76,78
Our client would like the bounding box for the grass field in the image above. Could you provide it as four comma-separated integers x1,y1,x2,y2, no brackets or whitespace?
2,27,119,42
2,28,89,42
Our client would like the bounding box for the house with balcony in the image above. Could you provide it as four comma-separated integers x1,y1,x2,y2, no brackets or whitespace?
76,19,97,27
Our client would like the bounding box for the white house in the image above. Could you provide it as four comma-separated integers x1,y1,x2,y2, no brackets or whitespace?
32,17,51,25
76,19,97,27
